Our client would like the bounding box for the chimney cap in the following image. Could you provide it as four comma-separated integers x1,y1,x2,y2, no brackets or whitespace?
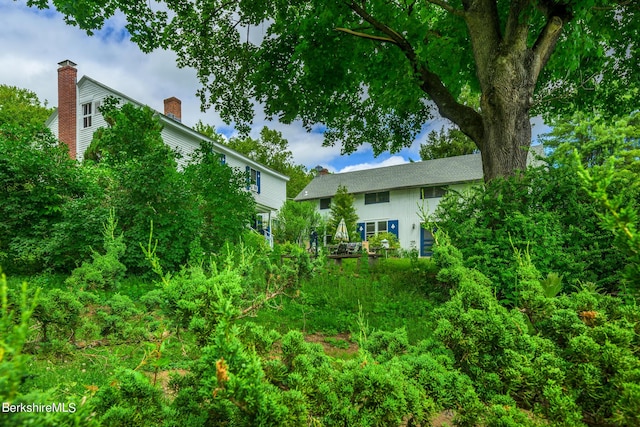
58,59,77,68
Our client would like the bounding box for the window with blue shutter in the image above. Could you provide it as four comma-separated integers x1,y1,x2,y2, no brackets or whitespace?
245,166,261,193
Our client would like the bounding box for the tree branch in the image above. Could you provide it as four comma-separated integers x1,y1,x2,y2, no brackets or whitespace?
334,27,396,43
461,0,502,91
341,1,484,144
531,15,564,83
504,0,530,48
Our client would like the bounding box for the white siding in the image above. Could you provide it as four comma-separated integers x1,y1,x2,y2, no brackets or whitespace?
76,80,119,162
159,124,200,167
316,182,475,255
49,75,288,214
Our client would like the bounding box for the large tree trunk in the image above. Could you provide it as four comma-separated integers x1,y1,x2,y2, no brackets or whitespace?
478,59,533,181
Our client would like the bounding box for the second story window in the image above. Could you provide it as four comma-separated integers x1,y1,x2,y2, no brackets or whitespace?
246,166,261,193
82,102,92,128
364,191,390,205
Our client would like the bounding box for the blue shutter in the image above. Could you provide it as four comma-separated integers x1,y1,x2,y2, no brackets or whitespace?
220,153,226,165
357,222,365,241
256,170,261,194
245,166,250,190
388,220,399,238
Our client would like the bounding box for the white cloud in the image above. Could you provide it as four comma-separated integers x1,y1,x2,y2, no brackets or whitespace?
337,155,408,173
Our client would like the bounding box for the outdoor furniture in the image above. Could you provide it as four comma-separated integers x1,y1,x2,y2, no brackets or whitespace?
326,241,381,266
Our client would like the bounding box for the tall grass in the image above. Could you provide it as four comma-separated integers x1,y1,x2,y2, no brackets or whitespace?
245,257,440,343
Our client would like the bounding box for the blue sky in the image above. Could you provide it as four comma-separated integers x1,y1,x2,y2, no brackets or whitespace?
1,2,549,173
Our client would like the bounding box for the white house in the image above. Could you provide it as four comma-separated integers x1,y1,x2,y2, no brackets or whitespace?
46,60,289,241
295,147,543,256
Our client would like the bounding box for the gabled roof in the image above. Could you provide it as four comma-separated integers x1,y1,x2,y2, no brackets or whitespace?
294,145,544,201
49,75,289,181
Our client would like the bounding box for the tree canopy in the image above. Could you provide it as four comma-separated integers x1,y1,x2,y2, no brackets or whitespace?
195,123,312,198
29,0,639,180
420,126,477,160
0,84,53,128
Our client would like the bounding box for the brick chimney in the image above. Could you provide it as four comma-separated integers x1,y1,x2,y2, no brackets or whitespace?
57,60,77,159
163,97,182,122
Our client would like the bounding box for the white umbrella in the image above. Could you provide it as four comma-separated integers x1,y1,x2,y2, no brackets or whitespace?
334,218,349,242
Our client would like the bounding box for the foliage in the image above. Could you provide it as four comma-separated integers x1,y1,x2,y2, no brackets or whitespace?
33,0,640,179
0,271,38,401
195,123,313,198
182,139,256,255
566,112,640,292
273,200,322,245
420,126,478,160
0,84,53,129
86,97,200,271
431,232,640,426
31,288,83,343
65,210,126,291
227,126,313,199
328,185,359,242
435,142,627,298
0,122,88,273
92,368,169,426
367,231,400,251
97,293,147,341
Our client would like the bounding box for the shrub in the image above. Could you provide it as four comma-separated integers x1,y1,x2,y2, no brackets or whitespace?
65,210,126,291
0,123,87,274
435,160,625,298
31,288,83,343
0,272,38,401
92,368,169,426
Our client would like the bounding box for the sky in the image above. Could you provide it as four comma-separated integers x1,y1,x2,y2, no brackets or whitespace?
1,1,549,173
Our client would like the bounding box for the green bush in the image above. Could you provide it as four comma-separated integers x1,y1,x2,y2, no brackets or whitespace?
435,162,625,299
65,210,126,291
92,368,169,426
429,234,640,425
0,124,89,274
32,288,83,343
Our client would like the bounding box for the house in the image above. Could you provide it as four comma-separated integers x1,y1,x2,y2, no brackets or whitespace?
295,146,544,256
46,60,288,242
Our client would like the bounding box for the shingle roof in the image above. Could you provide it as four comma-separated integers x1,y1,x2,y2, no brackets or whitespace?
294,145,544,201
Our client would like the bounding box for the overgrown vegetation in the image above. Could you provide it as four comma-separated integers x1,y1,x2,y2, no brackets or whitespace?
3,85,639,425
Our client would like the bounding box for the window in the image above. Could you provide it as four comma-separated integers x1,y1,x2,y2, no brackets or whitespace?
319,198,331,210
364,191,390,205
245,166,261,193
420,186,447,199
364,220,388,240
82,102,92,128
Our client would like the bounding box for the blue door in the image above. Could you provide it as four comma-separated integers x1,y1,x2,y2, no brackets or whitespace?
420,225,434,257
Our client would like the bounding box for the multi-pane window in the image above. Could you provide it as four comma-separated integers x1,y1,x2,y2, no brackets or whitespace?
320,198,331,210
82,102,92,128
364,191,390,205
245,166,261,193
365,221,388,240
420,186,447,199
